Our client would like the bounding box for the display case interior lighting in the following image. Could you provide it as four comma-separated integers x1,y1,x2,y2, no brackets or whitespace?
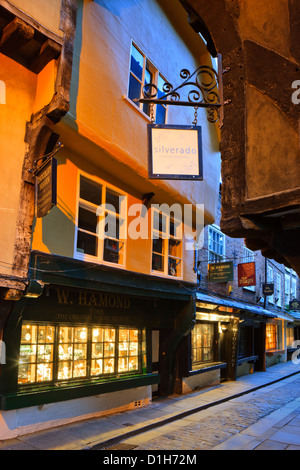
196,312,233,322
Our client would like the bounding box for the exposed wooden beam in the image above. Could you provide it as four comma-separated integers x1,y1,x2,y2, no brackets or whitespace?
30,38,61,74
0,16,34,54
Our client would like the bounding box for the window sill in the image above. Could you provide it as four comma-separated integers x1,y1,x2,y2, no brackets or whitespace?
151,270,183,281
189,362,227,376
122,95,151,122
74,253,126,271
237,355,257,366
266,349,285,356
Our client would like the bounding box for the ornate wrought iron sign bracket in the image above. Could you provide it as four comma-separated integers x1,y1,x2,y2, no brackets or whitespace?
134,65,221,124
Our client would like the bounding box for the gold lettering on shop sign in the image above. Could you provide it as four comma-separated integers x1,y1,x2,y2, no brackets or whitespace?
56,288,69,304
55,288,131,309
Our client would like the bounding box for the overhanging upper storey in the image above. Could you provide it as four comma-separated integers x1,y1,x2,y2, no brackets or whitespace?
0,1,62,73
181,0,300,275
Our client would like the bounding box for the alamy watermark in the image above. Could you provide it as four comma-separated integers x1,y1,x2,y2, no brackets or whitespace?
291,341,300,365
292,80,300,105
96,202,205,251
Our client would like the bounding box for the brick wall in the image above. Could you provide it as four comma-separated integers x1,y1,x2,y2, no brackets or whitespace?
197,192,299,315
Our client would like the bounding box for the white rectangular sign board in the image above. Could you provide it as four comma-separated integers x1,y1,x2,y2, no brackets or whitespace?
148,125,203,180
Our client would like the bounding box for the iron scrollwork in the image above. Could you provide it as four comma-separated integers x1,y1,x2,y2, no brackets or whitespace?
136,65,221,124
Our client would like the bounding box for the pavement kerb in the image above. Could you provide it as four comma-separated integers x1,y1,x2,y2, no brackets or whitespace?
89,368,300,450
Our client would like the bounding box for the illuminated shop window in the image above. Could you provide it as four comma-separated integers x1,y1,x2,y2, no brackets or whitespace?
18,323,145,386
266,324,278,351
76,174,126,266
191,323,215,368
18,324,55,384
118,328,139,373
286,327,295,348
58,326,88,380
128,42,167,124
151,209,182,277
91,327,116,376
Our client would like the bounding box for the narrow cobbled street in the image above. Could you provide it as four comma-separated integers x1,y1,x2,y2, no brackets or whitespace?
114,374,300,450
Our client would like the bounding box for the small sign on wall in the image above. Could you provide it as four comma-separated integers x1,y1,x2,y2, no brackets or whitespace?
238,262,256,287
148,124,203,180
35,158,57,218
208,261,234,283
262,283,274,296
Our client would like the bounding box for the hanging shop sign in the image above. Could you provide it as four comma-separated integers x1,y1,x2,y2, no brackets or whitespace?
148,124,203,180
289,299,300,311
263,283,274,296
35,157,57,218
208,261,234,283
238,262,256,287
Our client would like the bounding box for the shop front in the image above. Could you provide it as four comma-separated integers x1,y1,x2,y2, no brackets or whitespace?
0,251,194,439
175,292,278,394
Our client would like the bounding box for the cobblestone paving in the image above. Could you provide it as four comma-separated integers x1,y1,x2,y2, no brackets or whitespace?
129,377,300,450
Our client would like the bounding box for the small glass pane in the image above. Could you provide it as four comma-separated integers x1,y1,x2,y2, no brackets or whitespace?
38,326,54,343
157,74,166,98
104,213,119,239
153,212,167,234
58,344,73,361
92,343,103,358
78,207,97,233
58,362,72,380
91,359,103,376
128,75,142,102
106,190,120,214
104,342,115,357
73,360,87,378
152,253,164,272
119,342,129,357
169,239,181,257
103,358,115,374
59,327,73,343
77,230,97,256
74,327,88,343
37,363,52,382
80,176,102,205
103,238,120,264
18,363,36,384
21,325,37,344
19,344,36,363
37,345,53,363
155,105,166,124
104,329,115,342
92,328,103,342
119,329,129,341
152,238,164,254
118,357,128,373
129,357,138,371
130,44,143,80
130,329,139,342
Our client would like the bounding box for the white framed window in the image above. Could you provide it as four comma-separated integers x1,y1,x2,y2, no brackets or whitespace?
75,173,127,267
151,209,182,278
242,246,255,291
285,272,291,307
275,273,282,307
208,225,225,263
128,42,167,123
267,265,274,304
291,276,297,300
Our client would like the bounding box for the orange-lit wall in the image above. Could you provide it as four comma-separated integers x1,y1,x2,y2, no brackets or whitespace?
31,148,196,283
0,53,57,277
32,0,221,284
